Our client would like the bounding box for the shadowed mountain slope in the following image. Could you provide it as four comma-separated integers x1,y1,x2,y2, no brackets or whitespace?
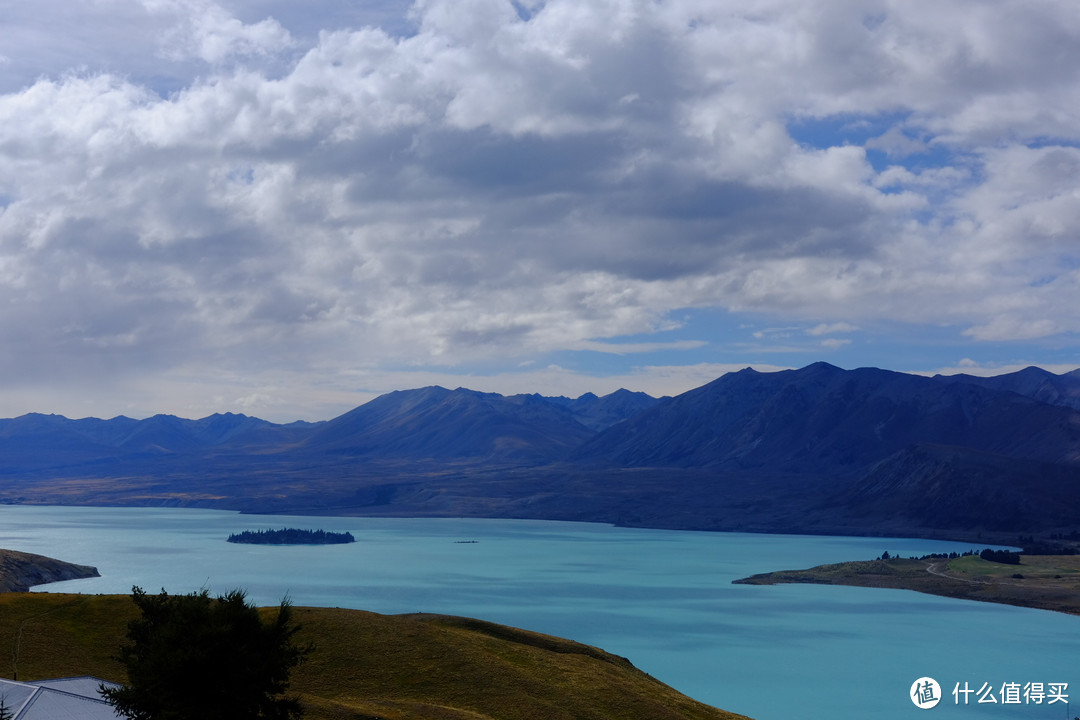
302,386,597,462
564,362,1080,537
829,443,1080,533
574,362,1080,472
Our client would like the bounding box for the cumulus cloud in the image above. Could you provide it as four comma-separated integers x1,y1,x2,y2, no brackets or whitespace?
963,316,1061,342
865,127,928,158
150,0,296,65
574,339,708,354
807,322,859,336
1,0,1079,417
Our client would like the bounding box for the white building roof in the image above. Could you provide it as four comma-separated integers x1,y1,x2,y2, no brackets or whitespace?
0,677,123,720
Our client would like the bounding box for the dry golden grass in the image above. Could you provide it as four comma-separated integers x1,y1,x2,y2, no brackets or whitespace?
0,593,749,720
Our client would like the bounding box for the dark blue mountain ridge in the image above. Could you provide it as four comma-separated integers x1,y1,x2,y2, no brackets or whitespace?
302,386,597,462
935,365,1080,412
0,411,314,473
573,362,1080,472
3,363,1080,539
4,364,1079,473
543,388,662,431
0,387,653,473
0,411,289,450
0,413,135,470
116,412,287,453
565,362,1080,534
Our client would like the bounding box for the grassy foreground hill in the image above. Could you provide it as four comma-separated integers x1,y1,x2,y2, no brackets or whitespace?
0,593,748,720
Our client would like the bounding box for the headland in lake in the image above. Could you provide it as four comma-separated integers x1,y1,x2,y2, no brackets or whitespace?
735,554,1080,616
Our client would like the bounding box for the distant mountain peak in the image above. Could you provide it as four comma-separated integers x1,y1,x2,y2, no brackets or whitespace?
304,383,596,462
205,411,250,419
799,360,845,374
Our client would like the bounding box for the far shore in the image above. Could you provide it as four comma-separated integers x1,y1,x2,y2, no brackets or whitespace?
734,555,1080,616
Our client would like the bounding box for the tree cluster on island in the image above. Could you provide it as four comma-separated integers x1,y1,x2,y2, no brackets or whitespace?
228,528,356,545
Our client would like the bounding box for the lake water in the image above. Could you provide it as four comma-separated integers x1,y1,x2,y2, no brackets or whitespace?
1,505,1076,720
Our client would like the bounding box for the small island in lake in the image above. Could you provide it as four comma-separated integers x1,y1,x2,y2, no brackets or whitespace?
227,528,356,545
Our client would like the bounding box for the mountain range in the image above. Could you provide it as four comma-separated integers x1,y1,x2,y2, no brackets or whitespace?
3,363,1080,542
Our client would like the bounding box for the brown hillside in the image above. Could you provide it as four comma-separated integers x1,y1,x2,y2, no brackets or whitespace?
0,593,749,720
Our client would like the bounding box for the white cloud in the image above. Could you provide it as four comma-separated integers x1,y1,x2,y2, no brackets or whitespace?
807,322,859,336
574,339,708,354
963,316,1060,342
149,0,296,65
865,127,928,158
872,164,970,191
753,327,801,339
2,0,1080,417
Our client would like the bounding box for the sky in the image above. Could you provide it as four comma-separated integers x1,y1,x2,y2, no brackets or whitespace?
2,0,1080,422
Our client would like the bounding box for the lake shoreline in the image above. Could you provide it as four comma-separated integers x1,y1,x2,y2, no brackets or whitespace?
240,503,1036,548
0,548,100,592
734,555,1080,616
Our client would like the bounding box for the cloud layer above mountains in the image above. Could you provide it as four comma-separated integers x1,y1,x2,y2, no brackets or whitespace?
2,0,1079,419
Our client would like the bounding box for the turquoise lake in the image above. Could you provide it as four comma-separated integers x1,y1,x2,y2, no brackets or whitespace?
0,505,1076,720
